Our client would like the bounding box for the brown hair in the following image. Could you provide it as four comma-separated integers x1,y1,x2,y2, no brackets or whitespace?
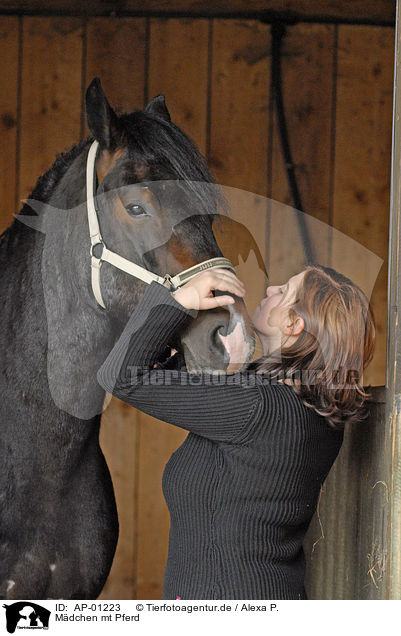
247,265,376,428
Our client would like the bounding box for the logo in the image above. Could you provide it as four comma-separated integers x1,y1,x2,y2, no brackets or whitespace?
3,603,50,633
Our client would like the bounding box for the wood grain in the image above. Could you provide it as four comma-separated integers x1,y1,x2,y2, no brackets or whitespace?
0,17,19,233
6,14,393,601
85,17,147,129
18,17,83,204
331,25,394,387
98,400,139,599
269,23,336,286
304,25,394,599
147,17,209,150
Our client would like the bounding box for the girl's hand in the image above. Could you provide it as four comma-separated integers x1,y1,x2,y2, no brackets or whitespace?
171,269,246,311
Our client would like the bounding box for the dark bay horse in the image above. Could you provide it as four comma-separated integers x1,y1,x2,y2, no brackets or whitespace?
0,78,254,599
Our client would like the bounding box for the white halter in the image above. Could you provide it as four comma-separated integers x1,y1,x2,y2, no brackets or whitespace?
86,140,235,309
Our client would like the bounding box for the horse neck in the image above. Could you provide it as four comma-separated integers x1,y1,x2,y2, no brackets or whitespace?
0,145,88,325
40,149,117,419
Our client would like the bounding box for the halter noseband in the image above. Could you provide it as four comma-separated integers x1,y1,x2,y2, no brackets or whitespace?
86,140,235,309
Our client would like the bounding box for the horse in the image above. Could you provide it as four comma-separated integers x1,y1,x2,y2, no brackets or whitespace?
0,78,255,599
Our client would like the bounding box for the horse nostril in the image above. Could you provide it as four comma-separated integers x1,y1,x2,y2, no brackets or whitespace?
180,300,254,373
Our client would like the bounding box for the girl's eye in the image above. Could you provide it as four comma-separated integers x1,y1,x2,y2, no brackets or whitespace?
125,203,148,217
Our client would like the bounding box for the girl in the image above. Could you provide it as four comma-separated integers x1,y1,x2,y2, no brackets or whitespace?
97,264,375,600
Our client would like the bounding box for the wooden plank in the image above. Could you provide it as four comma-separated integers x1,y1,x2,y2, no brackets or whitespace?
304,25,394,599
98,400,138,599
0,17,19,233
209,20,270,196
269,23,335,287
387,0,401,599
209,18,270,347
85,17,147,600
147,17,209,151
304,397,390,599
331,25,394,387
135,17,210,599
18,17,83,204
0,1,395,26
136,412,187,598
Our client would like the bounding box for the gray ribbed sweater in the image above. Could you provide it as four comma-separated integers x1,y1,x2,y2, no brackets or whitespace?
97,281,344,600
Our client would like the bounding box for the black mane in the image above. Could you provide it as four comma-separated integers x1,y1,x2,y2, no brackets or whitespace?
0,137,92,248
22,137,92,215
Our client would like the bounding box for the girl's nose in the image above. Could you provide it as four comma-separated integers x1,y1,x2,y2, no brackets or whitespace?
266,285,277,297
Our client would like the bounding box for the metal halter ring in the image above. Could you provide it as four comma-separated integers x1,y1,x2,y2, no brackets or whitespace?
90,241,105,260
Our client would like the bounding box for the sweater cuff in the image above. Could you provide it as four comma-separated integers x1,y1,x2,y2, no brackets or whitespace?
120,281,198,343
135,280,198,321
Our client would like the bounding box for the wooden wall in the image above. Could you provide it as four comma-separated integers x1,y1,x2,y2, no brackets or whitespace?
0,14,394,598
0,1,396,25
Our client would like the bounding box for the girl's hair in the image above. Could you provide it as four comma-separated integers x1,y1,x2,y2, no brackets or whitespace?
247,265,376,428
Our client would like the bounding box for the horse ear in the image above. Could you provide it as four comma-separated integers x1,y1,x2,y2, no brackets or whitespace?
85,77,121,149
144,95,171,122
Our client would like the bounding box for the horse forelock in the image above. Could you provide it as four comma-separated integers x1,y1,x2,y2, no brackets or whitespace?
116,111,227,219
2,106,226,264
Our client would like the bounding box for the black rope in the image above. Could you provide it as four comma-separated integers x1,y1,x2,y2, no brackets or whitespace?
270,21,315,265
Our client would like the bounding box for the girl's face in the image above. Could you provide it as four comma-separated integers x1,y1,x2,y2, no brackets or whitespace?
251,271,306,339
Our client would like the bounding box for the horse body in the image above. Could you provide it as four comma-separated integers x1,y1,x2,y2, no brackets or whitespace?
0,79,254,599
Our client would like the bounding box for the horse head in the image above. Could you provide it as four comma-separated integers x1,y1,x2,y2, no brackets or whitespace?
14,78,256,418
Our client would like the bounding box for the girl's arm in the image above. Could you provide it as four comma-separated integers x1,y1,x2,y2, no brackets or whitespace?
97,280,265,444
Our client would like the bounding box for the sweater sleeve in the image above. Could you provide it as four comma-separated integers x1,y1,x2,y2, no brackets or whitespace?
97,281,264,443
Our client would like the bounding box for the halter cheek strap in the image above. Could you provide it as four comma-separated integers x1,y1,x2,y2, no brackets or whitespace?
86,140,235,309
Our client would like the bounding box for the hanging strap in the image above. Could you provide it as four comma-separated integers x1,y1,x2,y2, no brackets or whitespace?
271,21,315,265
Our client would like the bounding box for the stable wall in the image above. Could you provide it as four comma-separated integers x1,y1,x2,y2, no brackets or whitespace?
0,11,394,598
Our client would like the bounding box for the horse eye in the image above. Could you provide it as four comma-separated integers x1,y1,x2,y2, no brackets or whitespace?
125,203,148,217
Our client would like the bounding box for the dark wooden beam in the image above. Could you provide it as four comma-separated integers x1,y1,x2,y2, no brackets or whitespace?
386,0,401,595
0,1,396,25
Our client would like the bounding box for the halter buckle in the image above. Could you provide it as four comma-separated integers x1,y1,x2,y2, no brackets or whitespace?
162,274,176,291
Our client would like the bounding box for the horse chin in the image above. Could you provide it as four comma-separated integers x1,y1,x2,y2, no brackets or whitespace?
181,345,226,374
